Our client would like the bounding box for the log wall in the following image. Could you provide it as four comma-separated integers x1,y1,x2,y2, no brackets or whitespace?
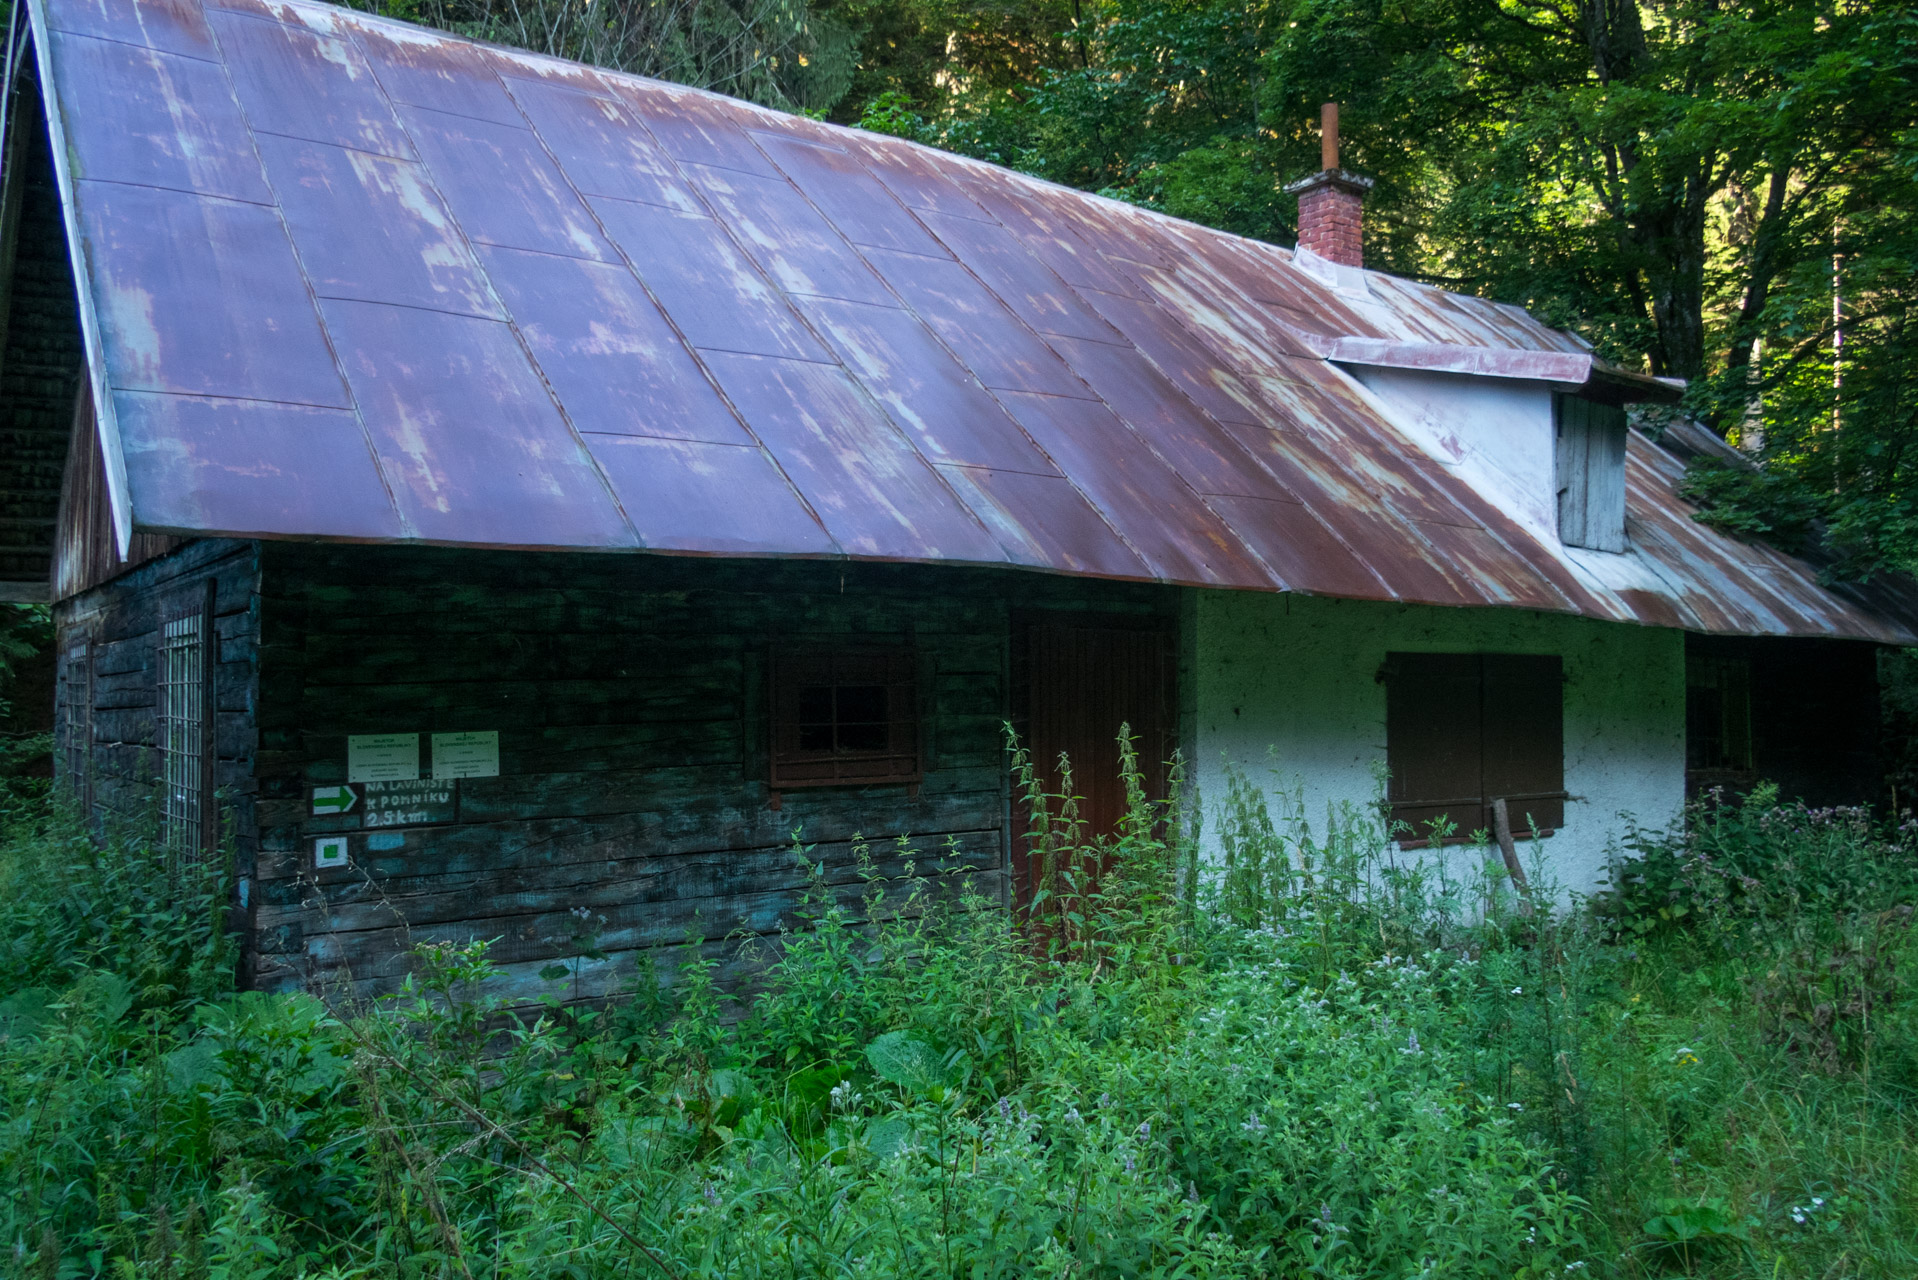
52,537,261,847
249,546,1173,1007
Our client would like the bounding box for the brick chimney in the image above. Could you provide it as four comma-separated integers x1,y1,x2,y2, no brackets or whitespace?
1283,103,1374,268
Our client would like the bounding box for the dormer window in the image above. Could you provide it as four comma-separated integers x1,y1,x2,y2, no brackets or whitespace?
1555,395,1628,552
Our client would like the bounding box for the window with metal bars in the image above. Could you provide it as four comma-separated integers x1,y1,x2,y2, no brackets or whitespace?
1381,652,1566,846
61,641,90,805
158,611,208,858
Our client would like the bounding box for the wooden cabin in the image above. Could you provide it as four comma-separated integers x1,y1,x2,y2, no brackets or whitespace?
4,0,1913,1001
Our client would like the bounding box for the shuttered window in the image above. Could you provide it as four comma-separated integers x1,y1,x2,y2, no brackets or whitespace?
1555,395,1628,552
1383,652,1565,845
769,649,919,789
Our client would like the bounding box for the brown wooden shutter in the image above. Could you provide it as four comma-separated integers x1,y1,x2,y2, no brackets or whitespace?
1385,652,1564,844
1384,653,1485,840
1480,653,1564,835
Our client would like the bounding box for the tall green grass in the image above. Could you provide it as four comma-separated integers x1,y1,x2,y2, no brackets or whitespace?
0,746,1913,1278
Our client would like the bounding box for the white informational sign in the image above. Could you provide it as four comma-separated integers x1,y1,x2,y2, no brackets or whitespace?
432,730,500,780
314,835,349,870
348,733,419,783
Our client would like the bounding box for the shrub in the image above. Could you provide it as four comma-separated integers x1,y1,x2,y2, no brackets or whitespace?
3,756,1917,1277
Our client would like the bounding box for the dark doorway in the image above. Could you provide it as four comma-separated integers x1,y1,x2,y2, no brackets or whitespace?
1011,612,1177,901
1684,634,1882,806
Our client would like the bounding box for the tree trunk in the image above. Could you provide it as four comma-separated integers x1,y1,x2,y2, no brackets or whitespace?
1636,189,1712,381
1582,0,1711,381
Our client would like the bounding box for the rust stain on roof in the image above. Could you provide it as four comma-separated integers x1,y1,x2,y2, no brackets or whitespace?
26,0,1918,641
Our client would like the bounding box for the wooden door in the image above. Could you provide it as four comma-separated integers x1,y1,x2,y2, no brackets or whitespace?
1014,615,1176,900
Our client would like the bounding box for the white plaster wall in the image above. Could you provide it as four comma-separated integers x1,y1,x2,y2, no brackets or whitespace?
1347,367,1561,548
1189,591,1686,897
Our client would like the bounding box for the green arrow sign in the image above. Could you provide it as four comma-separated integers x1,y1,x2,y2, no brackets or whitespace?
311,785,359,816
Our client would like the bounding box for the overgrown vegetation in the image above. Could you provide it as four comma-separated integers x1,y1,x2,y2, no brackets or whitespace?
0,604,51,793
3,741,1916,1277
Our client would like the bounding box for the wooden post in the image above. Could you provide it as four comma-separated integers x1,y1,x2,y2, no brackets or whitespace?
1490,797,1534,917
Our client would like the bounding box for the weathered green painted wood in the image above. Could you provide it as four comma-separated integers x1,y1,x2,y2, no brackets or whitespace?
257,787,1000,879
53,538,262,870
295,868,993,990
272,833,997,935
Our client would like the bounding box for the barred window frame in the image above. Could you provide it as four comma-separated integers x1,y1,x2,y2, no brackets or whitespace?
158,584,216,861
61,639,91,807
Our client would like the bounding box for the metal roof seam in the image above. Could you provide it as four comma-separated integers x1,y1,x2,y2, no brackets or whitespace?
1622,448,1826,636
738,126,1167,573
868,184,1293,587
1313,358,1618,615
1112,264,1511,560
625,101,1017,563
54,170,277,207
244,121,415,163
1625,475,1804,634
485,72,870,556
1604,514,1712,632
327,23,642,545
193,6,416,539
475,61,828,555
43,20,219,62
1087,324,1389,544
27,22,132,558
38,0,1918,640
1059,289,1404,601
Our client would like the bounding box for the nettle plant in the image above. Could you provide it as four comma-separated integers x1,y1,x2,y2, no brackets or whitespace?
11,737,1918,1277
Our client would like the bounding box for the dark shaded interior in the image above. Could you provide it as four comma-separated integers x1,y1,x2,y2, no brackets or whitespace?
1685,633,1883,807
0,53,84,600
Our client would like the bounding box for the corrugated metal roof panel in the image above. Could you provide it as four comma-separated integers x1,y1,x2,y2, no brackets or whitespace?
27,0,1918,642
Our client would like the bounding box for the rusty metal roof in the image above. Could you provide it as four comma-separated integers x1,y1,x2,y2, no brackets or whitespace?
23,0,1918,641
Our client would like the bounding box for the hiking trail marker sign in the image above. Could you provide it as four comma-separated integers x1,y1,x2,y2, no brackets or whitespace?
311,785,357,816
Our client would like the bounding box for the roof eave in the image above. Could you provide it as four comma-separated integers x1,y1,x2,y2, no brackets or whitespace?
1325,337,1683,405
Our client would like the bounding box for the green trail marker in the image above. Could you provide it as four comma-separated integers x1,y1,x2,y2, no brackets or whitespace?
311,785,359,816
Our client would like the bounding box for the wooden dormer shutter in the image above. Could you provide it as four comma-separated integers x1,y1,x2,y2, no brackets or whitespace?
1555,395,1628,553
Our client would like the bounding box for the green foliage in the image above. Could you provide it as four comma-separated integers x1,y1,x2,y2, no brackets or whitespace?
0,605,52,801
341,0,860,114
5,752,1918,1277
0,801,232,1008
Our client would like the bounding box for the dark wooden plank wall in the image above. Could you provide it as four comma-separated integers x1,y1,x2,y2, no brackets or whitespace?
51,385,186,602
250,546,1172,1007
52,537,261,845
0,78,87,599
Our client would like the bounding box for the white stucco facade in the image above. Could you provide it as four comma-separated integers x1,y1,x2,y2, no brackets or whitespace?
1188,591,1687,896
1347,367,1561,548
